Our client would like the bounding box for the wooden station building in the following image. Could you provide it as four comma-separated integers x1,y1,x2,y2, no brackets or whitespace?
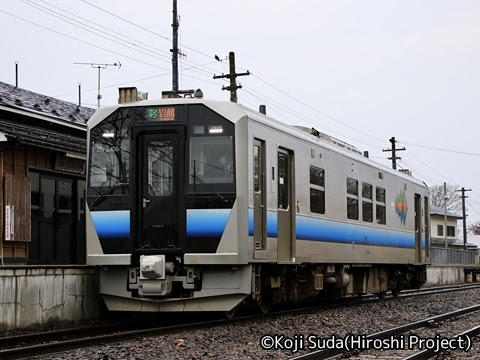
0,81,94,264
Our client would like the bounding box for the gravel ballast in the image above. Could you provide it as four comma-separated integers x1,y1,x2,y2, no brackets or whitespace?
29,288,480,359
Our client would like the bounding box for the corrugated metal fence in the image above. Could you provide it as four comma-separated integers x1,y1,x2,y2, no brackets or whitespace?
431,248,477,265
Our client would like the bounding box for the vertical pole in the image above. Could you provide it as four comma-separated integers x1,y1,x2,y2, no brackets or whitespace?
97,66,101,109
444,182,448,249
15,61,18,88
461,187,468,250
172,0,179,92
78,83,81,107
228,52,237,103
383,137,405,170
390,137,397,170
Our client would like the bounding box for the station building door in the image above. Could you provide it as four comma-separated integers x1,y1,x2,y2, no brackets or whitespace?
28,170,85,264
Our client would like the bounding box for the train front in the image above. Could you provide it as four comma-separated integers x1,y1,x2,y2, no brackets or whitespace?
86,99,251,312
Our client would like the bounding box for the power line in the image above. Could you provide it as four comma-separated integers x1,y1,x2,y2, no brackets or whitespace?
14,0,392,150
80,0,215,61
26,0,171,61
250,74,386,144
0,7,221,101
6,1,480,182
20,0,173,67
398,140,480,157
0,9,169,70
21,0,222,81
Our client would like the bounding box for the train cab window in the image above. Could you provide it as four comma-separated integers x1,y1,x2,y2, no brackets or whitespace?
362,183,373,222
310,166,325,214
188,108,235,194
346,178,358,220
376,187,386,225
88,108,131,196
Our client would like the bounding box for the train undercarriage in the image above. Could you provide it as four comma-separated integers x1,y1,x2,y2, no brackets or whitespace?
99,258,427,314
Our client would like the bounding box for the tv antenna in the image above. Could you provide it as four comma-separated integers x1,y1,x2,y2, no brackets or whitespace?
74,62,121,108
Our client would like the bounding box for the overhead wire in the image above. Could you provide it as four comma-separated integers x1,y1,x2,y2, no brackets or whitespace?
68,0,401,153
80,0,218,62
21,0,218,80
0,9,169,71
26,0,172,62
2,3,223,101
4,2,480,218
397,140,480,157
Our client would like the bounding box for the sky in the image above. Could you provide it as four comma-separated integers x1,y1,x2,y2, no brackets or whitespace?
2,0,480,227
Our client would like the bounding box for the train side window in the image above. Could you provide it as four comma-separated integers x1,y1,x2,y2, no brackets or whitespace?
254,145,260,192
310,166,325,214
347,178,358,220
362,183,373,222
376,187,386,225
278,152,289,210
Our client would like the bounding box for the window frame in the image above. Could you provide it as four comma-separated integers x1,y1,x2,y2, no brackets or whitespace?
362,182,373,223
376,187,386,225
346,177,359,220
309,166,325,215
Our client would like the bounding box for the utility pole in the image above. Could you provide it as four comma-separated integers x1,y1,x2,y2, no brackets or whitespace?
171,0,179,92
74,62,121,108
382,137,406,170
456,187,472,250
443,182,448,249
213,52,250,102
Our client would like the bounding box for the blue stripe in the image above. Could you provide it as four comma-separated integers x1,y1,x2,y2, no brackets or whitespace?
91,210,130,239
248,209,415,249
296,216,414,248
91,208,417,249
186,209,231,237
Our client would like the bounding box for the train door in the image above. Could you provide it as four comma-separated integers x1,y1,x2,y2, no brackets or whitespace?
137,131,185,251
414,193,422,263
253,139,267,258
277,149,295,262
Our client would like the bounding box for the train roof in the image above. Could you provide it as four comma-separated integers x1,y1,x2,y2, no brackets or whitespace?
87,97,428,188
239,104,428,189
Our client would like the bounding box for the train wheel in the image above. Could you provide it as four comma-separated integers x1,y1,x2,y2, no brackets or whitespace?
391,288,400,297
377,291,386,299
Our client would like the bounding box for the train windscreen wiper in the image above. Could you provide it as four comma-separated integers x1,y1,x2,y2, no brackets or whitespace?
92,182,128,206
190,174,226,202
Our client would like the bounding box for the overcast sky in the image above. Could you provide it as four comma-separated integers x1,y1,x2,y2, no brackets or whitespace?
2,0,480,227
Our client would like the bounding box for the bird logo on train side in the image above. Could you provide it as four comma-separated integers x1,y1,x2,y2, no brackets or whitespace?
395,190,408,225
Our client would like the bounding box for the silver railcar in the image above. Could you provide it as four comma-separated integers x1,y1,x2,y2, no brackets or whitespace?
86,97,430,313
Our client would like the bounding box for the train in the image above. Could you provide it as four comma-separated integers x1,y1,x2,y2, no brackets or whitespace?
86,92,431,314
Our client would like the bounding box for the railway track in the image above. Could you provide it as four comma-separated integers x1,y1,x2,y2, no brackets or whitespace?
0,283,479,360
289,303,480,359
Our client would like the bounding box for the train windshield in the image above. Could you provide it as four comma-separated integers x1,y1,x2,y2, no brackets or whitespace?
88,108,131,196
188,114,235,194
